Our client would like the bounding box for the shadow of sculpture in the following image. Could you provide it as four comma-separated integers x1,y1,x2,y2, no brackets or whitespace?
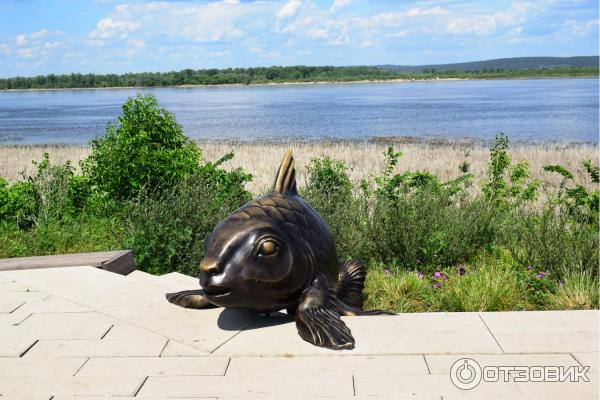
217,308,293,331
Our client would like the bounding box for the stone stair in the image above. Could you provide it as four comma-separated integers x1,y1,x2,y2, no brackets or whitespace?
0,265,598,399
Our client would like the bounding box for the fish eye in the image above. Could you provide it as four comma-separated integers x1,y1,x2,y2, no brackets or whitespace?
257,240,278,256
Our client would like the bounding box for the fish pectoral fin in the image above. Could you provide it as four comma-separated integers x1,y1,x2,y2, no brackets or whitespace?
165,289,216,309
334,297,396,316
295,274,355,350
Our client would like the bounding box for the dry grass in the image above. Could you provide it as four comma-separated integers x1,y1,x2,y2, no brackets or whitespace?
0,141,597,196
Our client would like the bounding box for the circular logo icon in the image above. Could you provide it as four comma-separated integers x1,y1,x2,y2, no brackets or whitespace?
450,358,482,390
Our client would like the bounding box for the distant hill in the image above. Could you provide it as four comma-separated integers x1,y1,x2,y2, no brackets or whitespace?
380,56,599,73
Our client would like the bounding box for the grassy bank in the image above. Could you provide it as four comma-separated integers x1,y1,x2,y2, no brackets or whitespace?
1,141,596,198
1,94,598,312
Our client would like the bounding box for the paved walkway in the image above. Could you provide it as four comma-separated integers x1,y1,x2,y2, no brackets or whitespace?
0,266,598,399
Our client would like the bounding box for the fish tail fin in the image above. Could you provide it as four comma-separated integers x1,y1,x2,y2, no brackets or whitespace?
334,260,366,309
273,149,297,195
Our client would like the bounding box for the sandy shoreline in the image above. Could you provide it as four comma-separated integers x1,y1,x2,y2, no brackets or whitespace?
1,75,596,93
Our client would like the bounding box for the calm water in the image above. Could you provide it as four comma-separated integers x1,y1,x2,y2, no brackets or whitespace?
0,78,597,144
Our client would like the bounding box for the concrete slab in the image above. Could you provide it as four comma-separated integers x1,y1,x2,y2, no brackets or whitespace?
226,355,428,376
480,310,599,353
0,334,37,357
159,272,199,286
72,281,258,353
0,266,129,299
573,352,600,372
0,357,87,376
137,374,354,398
425,353,582,374
0,376,146,396
12,299,91,314
0,281,37,292
160,340,208,357
77,356,229,376
24,338,167,358
17,312,117,339
215,312,502,356
127,270,195,291
354,373,524,398
0,300,24,313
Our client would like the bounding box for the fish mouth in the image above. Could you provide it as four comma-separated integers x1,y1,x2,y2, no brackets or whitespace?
203,284,231,297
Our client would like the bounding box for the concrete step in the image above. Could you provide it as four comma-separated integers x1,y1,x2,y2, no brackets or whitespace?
126,270,194,292
158,272,198,287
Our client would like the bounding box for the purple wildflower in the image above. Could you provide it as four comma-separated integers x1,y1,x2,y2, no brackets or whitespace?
525,265,533,271
535,271,549,279
456,266,466,275
384,268,391,275
432,282,442,289
416,271,424,280
433,271,441,278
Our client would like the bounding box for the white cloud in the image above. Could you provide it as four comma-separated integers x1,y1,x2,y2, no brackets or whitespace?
277,0,303,19
89,17,141,39
445,2,532,35
127,38,145,49
561,18,599,36
17,48,34,58
16,35,27,46
0,44,11,55
331,0,353,13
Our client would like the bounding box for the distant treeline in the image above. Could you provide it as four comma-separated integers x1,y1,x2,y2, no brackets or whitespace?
0,65,597,90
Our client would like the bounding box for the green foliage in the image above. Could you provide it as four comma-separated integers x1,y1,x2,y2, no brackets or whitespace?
126,155,252,276
545,271,599,310
543,161,599,224
483,134,540,205
302,156,364,260
83,93,201,201
0,179,38,228
0,216,126,258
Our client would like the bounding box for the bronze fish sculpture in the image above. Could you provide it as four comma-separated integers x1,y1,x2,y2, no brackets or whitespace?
166,150,391,350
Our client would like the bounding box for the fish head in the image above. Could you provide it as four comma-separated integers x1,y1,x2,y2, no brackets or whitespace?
198,212,311,312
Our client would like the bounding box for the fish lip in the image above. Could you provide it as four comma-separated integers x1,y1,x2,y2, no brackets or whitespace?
203,284,231,297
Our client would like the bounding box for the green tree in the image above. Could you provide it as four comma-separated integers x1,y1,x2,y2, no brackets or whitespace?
83,93,201,201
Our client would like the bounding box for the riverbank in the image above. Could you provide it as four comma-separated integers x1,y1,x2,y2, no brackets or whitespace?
1,141,596,195
1,75,597,92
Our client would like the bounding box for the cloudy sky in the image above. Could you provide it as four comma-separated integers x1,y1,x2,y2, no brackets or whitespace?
0,0,597,77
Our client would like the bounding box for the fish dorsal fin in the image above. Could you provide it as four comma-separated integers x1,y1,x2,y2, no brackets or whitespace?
273,149,297,195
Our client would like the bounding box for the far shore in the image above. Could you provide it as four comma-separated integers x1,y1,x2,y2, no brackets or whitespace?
1,75,597,93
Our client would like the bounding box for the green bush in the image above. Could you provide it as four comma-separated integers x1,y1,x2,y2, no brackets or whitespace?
302,156,366,260
127,153,252,276
83,93,201,201
0,178,38,228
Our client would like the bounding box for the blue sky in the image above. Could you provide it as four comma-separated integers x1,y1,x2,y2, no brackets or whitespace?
0,0,598,77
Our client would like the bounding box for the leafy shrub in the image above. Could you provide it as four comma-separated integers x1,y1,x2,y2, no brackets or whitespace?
302,156,365,260
0,178,38,228
362,147,488,270
482,133,539,206
83,93,201,201
127,153,252,276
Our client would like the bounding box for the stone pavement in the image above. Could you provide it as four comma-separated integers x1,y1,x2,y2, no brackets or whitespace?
0,265,598,399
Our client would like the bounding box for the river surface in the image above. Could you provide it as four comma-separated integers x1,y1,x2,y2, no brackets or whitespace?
0,78,597,144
